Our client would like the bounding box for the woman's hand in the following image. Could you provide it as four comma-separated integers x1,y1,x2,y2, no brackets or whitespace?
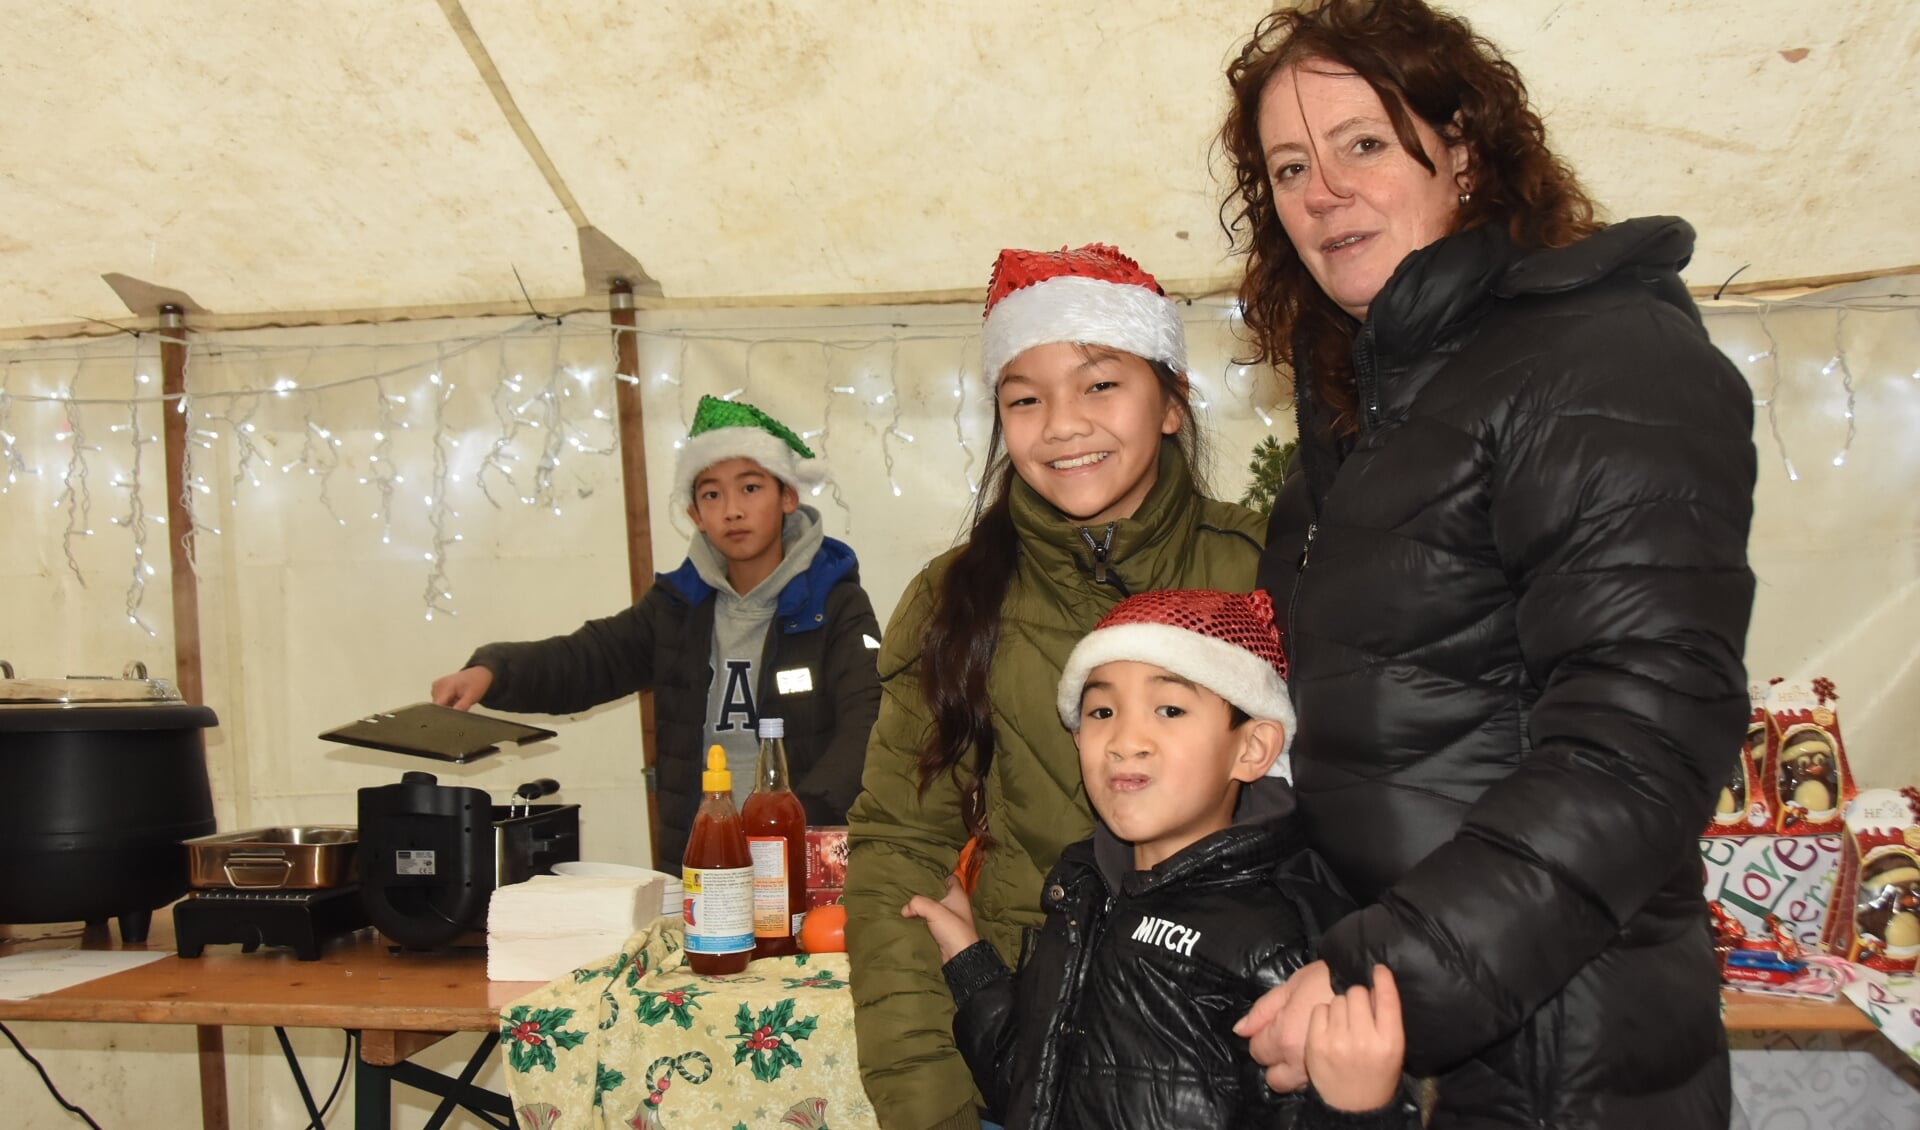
1304,965,1405,1113
430,666,493,710
901,873,980,962
1235,958,1337,1092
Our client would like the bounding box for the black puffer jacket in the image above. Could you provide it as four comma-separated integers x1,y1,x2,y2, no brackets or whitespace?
943,786,1417,1130
471,537,882,868
1259,217,1755,1129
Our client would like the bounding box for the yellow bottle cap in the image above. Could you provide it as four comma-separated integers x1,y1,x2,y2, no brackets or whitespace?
703,745,731,793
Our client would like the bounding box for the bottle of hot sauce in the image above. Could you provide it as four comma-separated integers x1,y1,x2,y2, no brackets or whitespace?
682,745,754,975
741,718,807,959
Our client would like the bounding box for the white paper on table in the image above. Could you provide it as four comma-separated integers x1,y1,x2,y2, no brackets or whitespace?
0,949,171,1000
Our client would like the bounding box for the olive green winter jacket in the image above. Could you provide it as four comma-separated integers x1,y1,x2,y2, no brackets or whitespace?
843,446,1265,1130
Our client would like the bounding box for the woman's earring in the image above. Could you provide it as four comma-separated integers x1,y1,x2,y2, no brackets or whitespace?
1458,191,1472,204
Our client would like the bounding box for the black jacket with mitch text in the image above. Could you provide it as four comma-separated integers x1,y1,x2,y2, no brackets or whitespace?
943,784,1418,1130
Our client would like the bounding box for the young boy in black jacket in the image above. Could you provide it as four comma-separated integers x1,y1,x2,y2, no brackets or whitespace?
431,395,882,870
903,589,1416,1129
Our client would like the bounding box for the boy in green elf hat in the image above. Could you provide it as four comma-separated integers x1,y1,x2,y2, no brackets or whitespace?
433,395,883,870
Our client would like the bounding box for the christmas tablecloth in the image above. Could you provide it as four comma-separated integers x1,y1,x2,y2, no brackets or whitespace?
499,924,878,1130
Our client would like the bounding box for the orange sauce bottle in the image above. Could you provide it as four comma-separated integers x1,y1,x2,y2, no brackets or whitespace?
682,745,754,975
741,718,808,958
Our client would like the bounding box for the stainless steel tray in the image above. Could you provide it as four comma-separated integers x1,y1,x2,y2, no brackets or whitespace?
183,825,359,890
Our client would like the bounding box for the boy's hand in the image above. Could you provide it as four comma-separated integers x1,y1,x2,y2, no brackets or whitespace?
1304,966,1405,1113
430,666,493,710
901,873,980,962
1235,959,1336,1092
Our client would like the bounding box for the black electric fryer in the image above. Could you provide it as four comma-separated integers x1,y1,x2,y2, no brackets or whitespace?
322,703,580,949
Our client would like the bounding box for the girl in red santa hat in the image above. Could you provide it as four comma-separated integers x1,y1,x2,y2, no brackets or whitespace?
842,243,1267,1130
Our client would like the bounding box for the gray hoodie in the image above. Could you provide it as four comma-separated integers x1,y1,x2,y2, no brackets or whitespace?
690,505,826,803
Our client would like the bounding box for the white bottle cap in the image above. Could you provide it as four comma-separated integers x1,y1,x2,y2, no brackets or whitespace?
758,717,784,739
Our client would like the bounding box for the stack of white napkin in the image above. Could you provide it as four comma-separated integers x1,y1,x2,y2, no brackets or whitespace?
487,871,669,982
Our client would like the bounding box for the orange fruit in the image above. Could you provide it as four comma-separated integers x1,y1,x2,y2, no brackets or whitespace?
798,903,847,954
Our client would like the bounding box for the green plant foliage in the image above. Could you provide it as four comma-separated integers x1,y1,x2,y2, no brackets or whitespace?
1238,435,1297,513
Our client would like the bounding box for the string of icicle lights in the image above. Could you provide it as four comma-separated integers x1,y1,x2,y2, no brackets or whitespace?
0,292,1907,638
0,311,1223,630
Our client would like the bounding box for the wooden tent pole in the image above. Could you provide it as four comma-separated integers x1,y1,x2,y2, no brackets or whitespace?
159,306,228,1130
158,306,204,706
610,282,664,867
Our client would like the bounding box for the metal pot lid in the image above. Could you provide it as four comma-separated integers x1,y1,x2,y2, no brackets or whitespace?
0,660,186,705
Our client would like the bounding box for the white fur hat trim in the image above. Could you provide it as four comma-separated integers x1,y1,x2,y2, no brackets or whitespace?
1055,621,1295,777
982,275,1187,386
673,426,828,504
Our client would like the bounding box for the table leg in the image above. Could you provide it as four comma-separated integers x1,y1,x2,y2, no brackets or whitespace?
195,1025,229,1130
354,1033,392,1130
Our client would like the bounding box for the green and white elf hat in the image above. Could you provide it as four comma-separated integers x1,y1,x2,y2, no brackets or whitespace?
673,395,828,503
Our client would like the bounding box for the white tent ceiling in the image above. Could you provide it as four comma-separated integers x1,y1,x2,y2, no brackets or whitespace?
5,0,1916,334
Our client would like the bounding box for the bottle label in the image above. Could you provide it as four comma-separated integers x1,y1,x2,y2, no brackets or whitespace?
682,865,755,954
748,836,794,937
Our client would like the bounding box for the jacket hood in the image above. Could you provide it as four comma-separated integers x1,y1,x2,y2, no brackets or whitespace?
658,505,860,634
687,502,824,605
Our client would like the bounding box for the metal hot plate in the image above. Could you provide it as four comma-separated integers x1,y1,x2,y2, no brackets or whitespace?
173,883,371,961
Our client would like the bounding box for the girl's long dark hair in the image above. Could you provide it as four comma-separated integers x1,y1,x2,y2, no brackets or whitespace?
916,358,1207,842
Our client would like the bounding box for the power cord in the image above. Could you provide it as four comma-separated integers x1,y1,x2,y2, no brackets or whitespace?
0,1019,104,1129
315,1030,354,1126
2,1016,353,1130
275,1026,355,1128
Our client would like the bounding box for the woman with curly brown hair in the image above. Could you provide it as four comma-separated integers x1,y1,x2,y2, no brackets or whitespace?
1218,3,1757,1127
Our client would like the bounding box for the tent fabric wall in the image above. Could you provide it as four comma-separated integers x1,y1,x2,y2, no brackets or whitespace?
0,290,1915,1126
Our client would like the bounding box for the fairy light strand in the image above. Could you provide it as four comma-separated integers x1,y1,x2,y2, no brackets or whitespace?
810,344,856,530
423,353,457,621
118,399,157,636
948,335,979,494
223,390,267,503
1826,308,1856,469
0,377,41,493
1752,305,1797,482
477,337,527,509
522,329,567,514
878,340,907,498
368,379,400,545
54,382,94,586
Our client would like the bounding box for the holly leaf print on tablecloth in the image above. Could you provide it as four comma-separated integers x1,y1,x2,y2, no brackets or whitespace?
576,949,632,984
633,983,712,1029
728,997,819,1082
593,1062,627,1109
500,1005,590,1074
781,970,847,991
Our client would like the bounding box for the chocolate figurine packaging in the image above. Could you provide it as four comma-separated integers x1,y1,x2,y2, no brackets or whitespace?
1820,787,1920,973
1762,678,1855,835
1704,683,1772,836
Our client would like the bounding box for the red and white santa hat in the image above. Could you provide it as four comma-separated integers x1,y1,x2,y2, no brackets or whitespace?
981,243,1187,385
1056,588,1295,777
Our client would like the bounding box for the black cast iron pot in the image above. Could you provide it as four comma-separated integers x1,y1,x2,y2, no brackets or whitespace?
0,663,217,942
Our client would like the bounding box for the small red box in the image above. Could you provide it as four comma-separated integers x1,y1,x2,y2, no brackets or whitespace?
806,826,849,890
806,888,843,909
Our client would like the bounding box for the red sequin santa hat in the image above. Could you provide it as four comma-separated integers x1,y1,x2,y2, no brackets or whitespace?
1056,589,1295,777
981,243,1187,385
